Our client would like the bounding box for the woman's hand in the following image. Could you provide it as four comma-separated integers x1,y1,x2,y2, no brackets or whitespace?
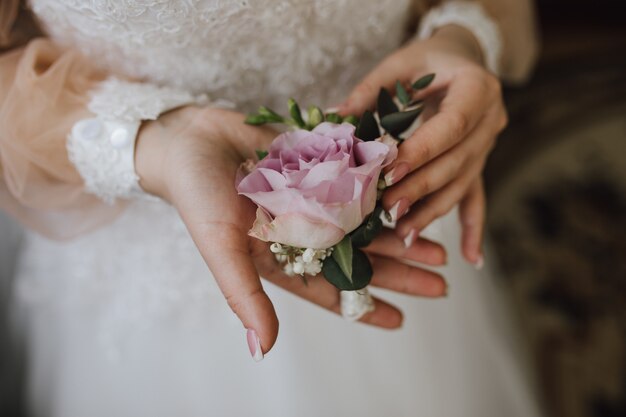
135,106,447,359
338,26,508,267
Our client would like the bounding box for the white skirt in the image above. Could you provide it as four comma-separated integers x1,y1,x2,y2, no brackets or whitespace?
13,200,543,417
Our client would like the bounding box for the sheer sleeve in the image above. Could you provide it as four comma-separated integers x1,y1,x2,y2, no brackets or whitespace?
414,0,540,83
476,0,540,82
0,38,128,239
0,1,202,239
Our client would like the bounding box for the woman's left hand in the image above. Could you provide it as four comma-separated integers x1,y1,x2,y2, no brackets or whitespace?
338,25,508,267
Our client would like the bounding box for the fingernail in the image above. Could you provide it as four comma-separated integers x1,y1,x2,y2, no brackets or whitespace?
246,328,264,362
474,255,484,271
384,163,410,187
388,197,410,222
325,106,341,114
403,229,416,249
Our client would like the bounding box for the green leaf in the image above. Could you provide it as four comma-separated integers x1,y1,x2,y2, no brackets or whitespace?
380,108,422,136
377,87,398,118
407,99,424,108
332,236,353,281
288,98,306,128
354,110,380,141
325,113,342,124
322,247,372,291
412,73,436,90
307,106,325,129
396,81,410,106
351,206,384,248
343,115,359,126
255,150,268,160
258,106,284,122
245,114,269,125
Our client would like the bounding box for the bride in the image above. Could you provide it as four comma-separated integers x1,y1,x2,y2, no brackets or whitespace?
0,1,542,416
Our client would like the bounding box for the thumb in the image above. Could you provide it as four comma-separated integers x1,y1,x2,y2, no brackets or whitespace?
177,193,279,361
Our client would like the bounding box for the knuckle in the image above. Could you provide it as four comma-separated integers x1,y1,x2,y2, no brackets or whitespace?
225,287,264,315
416,175,433,196
449,110,469,137
417,139,433,162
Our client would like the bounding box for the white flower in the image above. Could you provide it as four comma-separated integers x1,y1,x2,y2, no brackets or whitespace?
270,243,283,253
302,248,315,263
293,262,305,275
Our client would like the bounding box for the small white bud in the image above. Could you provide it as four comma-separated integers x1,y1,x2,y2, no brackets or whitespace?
302,248,315,263
295,255,303,263
283,263,295,276
270,243,283,253
293,262,305,275
275,254,288,263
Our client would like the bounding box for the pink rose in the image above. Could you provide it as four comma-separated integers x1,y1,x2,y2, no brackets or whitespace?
237,122,397,249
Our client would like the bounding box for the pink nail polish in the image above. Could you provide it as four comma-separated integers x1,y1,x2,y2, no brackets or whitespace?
403,229,416,248
388,198,410,222
474,255,484,271
384,163,410,187
246,329,264,362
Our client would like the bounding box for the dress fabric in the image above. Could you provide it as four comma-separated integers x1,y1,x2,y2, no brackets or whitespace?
13,1,543,416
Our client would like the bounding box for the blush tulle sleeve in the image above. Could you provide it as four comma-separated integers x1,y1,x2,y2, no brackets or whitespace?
0,34,127,239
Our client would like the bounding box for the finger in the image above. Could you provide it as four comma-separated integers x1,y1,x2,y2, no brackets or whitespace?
363,228,447,266
459,178,485,267
259,255,404,329
384,75,493,187
382,116,496,216
395,165,480,243
172,161,280,355
338,54,413,116
369,255,447,297
188,217,279,355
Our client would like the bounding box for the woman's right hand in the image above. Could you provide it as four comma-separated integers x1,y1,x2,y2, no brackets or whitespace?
135,106,448,359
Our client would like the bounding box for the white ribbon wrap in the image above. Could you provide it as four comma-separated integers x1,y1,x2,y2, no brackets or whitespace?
340,287,375,321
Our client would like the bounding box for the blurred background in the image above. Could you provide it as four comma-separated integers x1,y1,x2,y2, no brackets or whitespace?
485,1,626,416
1,1,625,416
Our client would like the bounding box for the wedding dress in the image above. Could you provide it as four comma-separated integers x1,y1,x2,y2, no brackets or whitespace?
10,1,542,416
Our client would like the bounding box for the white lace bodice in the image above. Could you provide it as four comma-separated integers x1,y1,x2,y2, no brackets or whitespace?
29,0,413,112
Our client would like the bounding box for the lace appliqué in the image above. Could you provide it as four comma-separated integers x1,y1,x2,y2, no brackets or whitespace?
67,78,207,204
417,1,503,75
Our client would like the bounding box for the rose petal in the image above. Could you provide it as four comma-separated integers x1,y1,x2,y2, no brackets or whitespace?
249,207,345,249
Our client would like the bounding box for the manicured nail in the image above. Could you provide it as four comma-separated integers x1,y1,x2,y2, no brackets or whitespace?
388,198,410,222
474,255,484,271
325,106,340,114
246,329,264,362
384,163,410,187
403,229,416,248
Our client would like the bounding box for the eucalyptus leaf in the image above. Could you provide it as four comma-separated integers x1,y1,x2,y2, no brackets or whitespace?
354,110,380,141
255,150,269,160
343,115,359,126
377,87,398,118
332,236,353,281
412,73,435,90
244,114,269,125
325,113,342,124
395,81,410,106
307,106,324,129
380,108,422,136
407,99,424,108
258,106,284,122
351,206,384,248
288,98,306,128
322,247,372,291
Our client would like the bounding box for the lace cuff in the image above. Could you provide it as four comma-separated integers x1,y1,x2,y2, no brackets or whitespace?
67,78,208,204
417,1,503,76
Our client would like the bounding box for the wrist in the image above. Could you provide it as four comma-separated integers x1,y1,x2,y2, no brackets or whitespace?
429,24,485,67
135,118,172,201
